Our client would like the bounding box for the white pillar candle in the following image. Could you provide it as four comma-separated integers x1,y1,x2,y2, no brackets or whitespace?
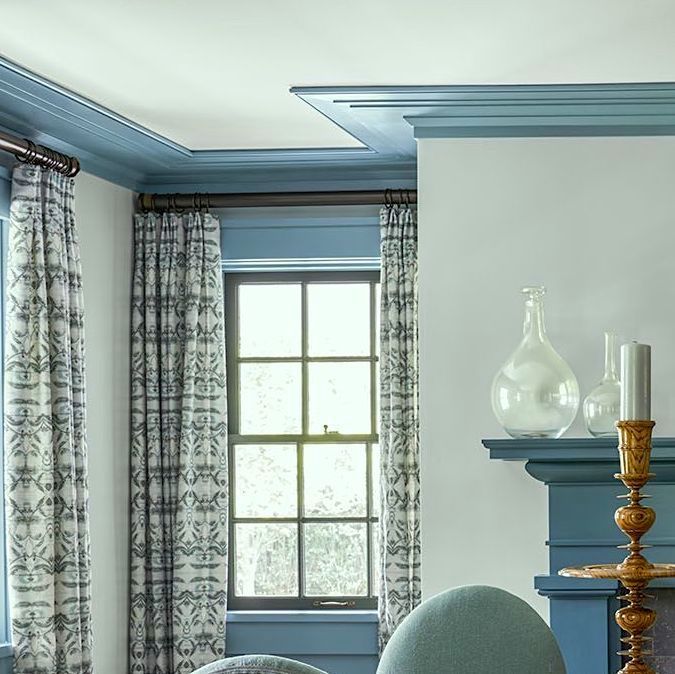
620,342,651,420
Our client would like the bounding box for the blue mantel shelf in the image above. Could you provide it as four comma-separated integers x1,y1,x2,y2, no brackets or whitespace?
483,436,675,484
483,437,675,674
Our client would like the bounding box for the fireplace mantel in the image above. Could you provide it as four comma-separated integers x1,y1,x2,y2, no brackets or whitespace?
484,437,675,674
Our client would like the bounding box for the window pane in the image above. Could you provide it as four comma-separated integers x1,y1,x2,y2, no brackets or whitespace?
239,284,301,356
371,525,379,597
371,443,380,518
375,282,381,356
307,283,370,356
235,523,298,596
375,362,380,434
304,523,368,596
240,363,301,434
308,362,371,434
235,445,297,517
304,444,366,517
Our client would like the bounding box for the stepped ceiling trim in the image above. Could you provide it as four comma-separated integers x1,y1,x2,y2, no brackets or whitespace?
2,56,675,192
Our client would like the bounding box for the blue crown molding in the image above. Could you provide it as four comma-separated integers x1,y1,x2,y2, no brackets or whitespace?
294,82,675,143
4,55,675,193
0,57,416,192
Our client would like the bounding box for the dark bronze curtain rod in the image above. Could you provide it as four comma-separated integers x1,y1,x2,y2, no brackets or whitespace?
0,129,80,177
138,188,417,212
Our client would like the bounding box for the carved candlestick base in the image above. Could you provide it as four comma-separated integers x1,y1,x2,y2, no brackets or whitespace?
561,421,675,674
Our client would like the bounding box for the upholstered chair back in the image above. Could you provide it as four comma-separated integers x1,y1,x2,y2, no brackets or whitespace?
377,585,566,674
192,655,328,674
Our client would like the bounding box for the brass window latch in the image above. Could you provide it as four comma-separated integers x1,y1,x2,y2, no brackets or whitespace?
312,600,356,608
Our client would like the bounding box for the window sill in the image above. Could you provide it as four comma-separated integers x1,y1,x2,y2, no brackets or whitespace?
0,644,12,660
227,610,377,624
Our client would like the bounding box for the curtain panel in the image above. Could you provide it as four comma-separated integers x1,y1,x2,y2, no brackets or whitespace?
378,204,420,651
129,212,228,674
4,165,93,674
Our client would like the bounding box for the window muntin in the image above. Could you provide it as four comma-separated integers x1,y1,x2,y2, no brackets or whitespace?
226,272,379,610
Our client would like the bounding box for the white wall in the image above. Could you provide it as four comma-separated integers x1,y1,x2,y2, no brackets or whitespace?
76,172,133,674
418,136,675,617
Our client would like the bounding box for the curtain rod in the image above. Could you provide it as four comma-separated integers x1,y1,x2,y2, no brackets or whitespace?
138,188,417,211
0,130,80,177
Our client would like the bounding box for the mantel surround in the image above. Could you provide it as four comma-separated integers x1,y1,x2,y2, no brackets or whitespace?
484,437,675,674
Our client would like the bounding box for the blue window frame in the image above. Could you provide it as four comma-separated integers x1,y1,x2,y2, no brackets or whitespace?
225,271,380,611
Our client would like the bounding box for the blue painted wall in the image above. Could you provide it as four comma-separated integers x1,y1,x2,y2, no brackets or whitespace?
0,177,9,219
226,612,378,674
0,645,11,674
219,204,380,271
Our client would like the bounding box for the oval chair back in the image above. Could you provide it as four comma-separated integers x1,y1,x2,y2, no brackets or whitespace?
377,585,566,674
192,655,329,674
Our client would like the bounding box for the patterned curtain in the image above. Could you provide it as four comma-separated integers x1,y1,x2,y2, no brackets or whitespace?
378,204,420,651
129,212,228,674
4,165,93,674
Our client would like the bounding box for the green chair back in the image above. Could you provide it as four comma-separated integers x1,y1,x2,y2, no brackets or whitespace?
377,585,566,674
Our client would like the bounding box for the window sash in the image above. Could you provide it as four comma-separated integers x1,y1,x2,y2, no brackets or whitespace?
226,271,379,610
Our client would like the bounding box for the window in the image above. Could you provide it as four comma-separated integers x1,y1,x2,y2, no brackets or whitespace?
226,272,379,610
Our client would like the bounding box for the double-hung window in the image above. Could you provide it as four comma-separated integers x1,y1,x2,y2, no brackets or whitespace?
226,272,380,610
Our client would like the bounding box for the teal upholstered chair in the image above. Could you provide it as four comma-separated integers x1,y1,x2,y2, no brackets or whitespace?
193,585,566,674
378,585,565,674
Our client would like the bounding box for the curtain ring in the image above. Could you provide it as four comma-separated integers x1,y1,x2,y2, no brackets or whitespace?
30,142,39,165
24,140,35,164
55,150,66,173
47,148,58,171
69,156,81,177
168,193,182,214
17,139,35,165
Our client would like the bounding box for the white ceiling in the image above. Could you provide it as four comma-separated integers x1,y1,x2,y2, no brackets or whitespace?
2,0,675,151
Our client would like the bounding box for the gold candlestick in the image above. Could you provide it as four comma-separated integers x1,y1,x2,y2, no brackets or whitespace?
560,421,675,674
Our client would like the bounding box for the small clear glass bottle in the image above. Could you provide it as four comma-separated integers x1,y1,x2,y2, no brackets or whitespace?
491,286,580,439
583,332,621,437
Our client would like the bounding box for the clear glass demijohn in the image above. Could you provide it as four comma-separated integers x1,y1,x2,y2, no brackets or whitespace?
583,332,621,437
491,286,580,439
